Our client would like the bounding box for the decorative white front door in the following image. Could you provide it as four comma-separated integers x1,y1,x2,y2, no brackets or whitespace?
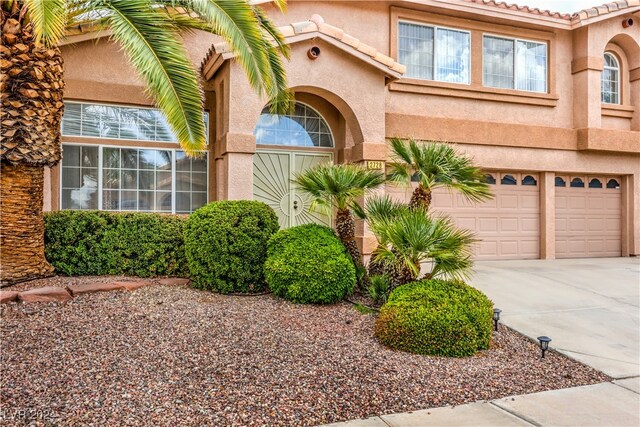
253,150,332,228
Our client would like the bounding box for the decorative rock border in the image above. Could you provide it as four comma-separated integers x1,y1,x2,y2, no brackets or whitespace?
0,278,190,304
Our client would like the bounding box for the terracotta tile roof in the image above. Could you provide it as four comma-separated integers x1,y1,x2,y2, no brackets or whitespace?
460,0,571,19
201,15,406,77
459,0,640,22
570,0,640,22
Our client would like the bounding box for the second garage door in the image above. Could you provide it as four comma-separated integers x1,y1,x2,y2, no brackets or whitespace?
388,172,540,260
555,176,622,258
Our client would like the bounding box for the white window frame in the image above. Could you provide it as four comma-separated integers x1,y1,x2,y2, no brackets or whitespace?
602,52,620,105
60,142,208,214
61,101,210,145
398,20,471,85
482,33,548,93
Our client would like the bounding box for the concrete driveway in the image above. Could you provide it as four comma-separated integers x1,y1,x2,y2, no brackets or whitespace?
470,257,640,379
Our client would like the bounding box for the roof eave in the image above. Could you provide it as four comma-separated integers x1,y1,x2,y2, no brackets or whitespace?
570,6,640,28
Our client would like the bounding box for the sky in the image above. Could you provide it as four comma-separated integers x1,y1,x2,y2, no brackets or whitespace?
508,0,605,13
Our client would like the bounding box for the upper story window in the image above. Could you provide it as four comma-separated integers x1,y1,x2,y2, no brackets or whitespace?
398,21,470,84
601,52,620,104
483,35,547,93
254,102,333,148
62,102,209,144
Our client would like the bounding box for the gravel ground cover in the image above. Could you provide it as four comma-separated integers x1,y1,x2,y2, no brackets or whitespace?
1,276,609,426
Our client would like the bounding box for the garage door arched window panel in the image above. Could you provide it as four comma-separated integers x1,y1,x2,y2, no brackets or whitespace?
485,174,496,184
522,175,537,186
570,177,585,188
606,179,621,189
588,178,603,189
254,102,334,148
500,174,517,185
601,52,620,105
555,177,566,187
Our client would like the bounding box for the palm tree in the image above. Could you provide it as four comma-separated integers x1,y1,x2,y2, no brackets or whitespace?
358,194,409,277
0,0,291,284
294,163,385,279
370,208,476,287
387,138,493,211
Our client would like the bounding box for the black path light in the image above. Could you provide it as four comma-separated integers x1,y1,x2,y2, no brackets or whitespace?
537,336,552,358
493,308,502,331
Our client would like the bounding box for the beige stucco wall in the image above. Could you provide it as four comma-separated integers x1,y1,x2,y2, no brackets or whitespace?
47,1,640,258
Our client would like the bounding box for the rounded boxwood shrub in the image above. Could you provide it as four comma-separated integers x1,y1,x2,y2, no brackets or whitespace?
265,224,356,304
184,200,279,293
374,279,493,357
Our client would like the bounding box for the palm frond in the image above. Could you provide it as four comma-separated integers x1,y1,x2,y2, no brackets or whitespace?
24,0,67,47
369,210,475,282
389,137,413,164
364,194,409,223
294,163,385,212
389,138,493,204
174,0,290,114
103,0,205,154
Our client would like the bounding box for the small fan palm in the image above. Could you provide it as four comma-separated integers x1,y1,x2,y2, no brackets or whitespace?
294,163,385,277
370,209,476,286
388,138,493,211
358,194,408,277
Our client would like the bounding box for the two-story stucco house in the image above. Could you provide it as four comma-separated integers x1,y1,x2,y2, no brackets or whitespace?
50,0,640,260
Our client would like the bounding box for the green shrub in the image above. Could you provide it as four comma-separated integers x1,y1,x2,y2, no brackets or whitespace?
265,224,356,304
184,201,279,293
44,210,188,277
374,279,493,357
367,274,391,305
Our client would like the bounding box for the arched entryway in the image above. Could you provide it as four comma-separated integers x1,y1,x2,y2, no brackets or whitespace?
252,101,334,228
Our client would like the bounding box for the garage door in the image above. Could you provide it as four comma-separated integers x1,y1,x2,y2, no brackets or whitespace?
555,176,621,258
387,172,540,260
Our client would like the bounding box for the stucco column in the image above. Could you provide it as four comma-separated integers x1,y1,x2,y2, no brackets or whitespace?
540,172,556,259
622,173,640,256
630,68,640,131
572,60,603,129
214,132,256,201
351,142,387,257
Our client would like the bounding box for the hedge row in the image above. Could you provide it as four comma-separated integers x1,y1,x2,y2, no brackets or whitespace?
44,210,188,277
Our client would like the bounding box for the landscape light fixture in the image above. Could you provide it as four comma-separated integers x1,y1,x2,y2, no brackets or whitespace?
537,336,552,358
493,308,502,331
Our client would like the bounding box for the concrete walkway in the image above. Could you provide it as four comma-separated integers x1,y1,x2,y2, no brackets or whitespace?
323,258,640,427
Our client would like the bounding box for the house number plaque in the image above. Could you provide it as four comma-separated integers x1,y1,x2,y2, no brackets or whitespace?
366,161,384,170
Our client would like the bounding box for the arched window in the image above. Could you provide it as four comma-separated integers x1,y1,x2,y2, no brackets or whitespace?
570,178,585,188
601,53,620,104
588,178,603,189
254,102,334,147
606,179,620,189
555,177,566,187
522,175,537,186
501,174,517,185
485,174,496,184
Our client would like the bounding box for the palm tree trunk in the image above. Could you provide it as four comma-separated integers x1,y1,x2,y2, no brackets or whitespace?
335,208,368,287
391,259,419,288
409,184,432,210
0,163,54,285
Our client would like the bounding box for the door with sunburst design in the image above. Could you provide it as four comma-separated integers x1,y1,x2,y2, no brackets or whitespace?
253,150,332,229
